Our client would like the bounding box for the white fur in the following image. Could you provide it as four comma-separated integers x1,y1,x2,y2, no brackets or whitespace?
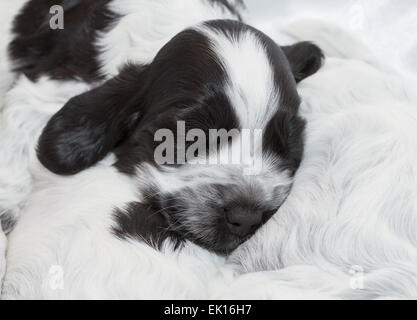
199,25,279,129
0,76,91,219
99,0,240,77
0,0,28,113
2,154,225,299
0,75,91,292
0,0,29,292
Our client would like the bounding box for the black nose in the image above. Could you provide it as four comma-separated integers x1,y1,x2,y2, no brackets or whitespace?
225,206,263,237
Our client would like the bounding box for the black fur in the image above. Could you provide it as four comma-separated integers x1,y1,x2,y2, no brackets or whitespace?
37,64,147,175
112,185,185,249
263,111,306,175
112,202,184,250
282,42,324,83
10,0,116,82
37,28,239,175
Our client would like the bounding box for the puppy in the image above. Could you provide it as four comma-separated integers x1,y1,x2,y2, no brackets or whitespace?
36,20,323,254
1,0,322,298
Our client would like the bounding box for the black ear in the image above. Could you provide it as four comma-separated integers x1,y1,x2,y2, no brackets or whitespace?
282,41,324,83
37,64,149,175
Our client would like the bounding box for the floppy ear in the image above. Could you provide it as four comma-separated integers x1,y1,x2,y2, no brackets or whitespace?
282,41,324,83
37,64,149,175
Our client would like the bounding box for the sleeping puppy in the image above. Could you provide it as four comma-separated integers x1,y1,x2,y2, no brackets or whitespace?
36,20,323,254
1,0,322,298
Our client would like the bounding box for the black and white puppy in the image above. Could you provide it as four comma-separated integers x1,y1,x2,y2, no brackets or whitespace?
35,26,322,254
1,0,322,298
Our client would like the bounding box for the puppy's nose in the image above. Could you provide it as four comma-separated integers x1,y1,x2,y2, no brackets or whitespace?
225,206,263,237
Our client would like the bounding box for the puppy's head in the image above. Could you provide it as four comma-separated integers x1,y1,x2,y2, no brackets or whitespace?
38,20,323,253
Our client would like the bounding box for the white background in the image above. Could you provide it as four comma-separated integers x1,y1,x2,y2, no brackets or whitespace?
244,0,417,82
